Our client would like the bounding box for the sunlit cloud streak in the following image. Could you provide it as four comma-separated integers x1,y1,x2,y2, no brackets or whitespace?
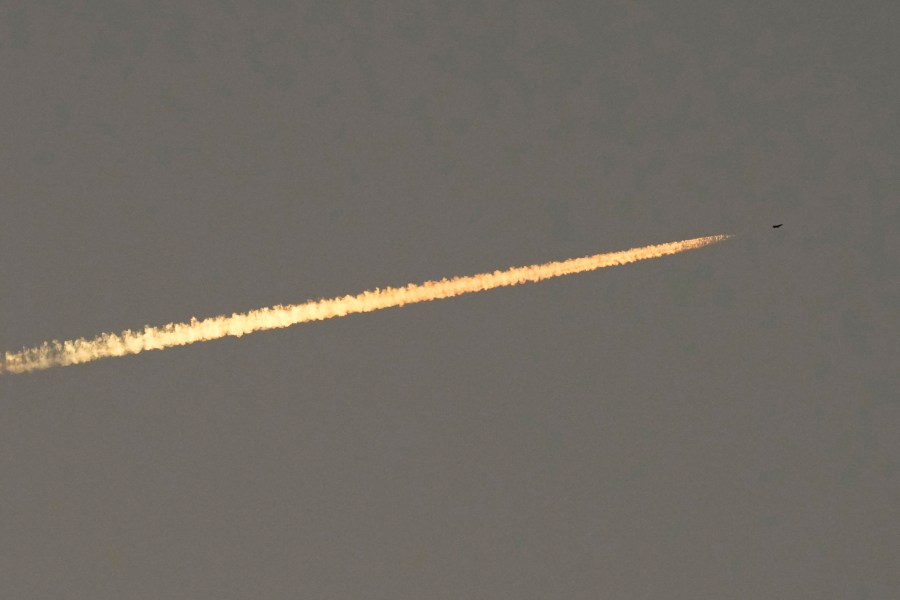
1,234,729,375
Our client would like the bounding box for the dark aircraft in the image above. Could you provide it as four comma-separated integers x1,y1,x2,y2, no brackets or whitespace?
772,224,783,228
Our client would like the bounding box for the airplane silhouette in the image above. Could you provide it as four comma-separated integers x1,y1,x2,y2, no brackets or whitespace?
773,224,783,228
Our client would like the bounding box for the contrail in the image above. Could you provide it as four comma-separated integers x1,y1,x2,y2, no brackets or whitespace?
1,234,729,375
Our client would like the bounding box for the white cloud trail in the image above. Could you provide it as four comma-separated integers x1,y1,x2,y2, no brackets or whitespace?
1,234,730,375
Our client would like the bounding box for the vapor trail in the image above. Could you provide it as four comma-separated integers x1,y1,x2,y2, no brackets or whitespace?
1,234,729,375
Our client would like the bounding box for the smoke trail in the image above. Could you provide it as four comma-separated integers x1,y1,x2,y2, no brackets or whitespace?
0,234,729,375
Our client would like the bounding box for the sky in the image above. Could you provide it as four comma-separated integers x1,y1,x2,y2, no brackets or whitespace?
1,1,897,597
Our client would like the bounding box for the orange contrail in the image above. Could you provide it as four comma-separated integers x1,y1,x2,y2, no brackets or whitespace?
0,234,729,375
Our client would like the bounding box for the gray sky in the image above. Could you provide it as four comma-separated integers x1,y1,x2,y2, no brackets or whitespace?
1,1,897,597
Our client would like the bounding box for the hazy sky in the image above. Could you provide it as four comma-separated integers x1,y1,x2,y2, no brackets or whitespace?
1,1,897,597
